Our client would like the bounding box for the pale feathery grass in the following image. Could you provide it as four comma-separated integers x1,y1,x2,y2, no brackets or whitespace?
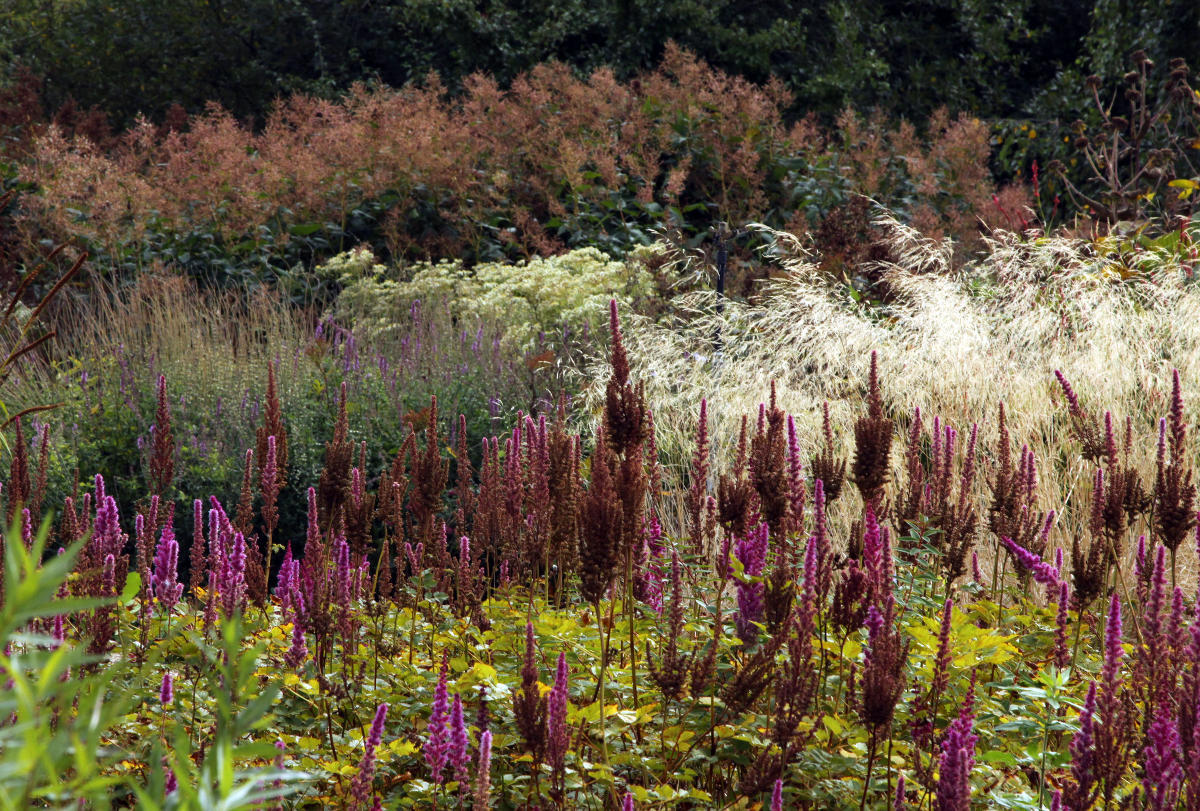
588,215,1200,590
24,274,316,443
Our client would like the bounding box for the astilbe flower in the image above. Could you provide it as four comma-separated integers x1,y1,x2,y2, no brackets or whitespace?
860,604,906,733
350,703,388,811
785,414,807,537
189,498,206,593
579,428,622,604
936,684,977,811
1138,543,1172,703
749,383,789,532
472,730,492,811
1000,534,1063,591
771,779,783,811
160,671,173,706
911,598,954,747
895,774,906,810
151,522,184,610
260,434,280,543
426,659,451,783
4,417,28,524
1094,593,1135,806
1155,370,1196,557
284,597,309,669
1064,682,1099,810
633,513,665,614
1143,702,1183,810
513,622,547,760
1054,582,1071,669
255,358,289,491
851,351,894,507
734,521,769,643
648,550,690,702
622,792,635,811
810,401,846,503
150,374,174,495
449,693,470,787
1054,370,1105,462
546,652,569,782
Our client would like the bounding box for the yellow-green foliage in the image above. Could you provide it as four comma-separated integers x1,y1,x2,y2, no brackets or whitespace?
327,247,655,350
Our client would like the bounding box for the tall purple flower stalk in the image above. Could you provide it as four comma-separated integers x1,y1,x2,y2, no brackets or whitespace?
151,523,183,610
1000,534,1063,590
1143,702,1182,809
936,687,977,811
472,730,492,811
448,693,470,787
735,521,769,643
350,703,388,810
771,779,783,811
547,652,569,777
426,658,451,783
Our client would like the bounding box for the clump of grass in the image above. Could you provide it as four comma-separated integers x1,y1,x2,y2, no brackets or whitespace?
613,215,1200,572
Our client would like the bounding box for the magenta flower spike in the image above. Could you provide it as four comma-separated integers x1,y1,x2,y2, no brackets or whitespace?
936,695,977,810
350,702,388,810
622,792,635,811
771,779,783,811
472,729,492,810
1143,702,1183,809
449,694,469,786
547,652,569,771
152,522,184,609
160,671,173,706
426,658,451,783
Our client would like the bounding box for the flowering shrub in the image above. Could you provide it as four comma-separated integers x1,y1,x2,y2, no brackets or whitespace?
328,246,655,351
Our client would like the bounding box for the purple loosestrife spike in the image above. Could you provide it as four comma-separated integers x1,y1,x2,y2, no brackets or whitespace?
547,652,569,772
472,730,492,811
449,694,469,786
1143,702,1183,809
160,671,173,706
771,779,783,811
426,659,451,783
622,792,634,811
350,703,388,811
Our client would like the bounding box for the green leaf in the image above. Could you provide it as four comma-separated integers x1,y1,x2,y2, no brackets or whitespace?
120,572,142,605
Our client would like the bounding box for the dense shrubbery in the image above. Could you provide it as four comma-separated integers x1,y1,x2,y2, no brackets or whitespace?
3,46,1033,291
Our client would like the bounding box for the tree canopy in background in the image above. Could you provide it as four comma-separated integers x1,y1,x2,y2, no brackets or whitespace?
2,0,1197,128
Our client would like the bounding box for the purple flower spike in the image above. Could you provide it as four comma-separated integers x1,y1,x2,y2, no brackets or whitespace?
1000,536,1063,590
473,730,492,810
426,658,451,784
152,522,183,610
350,703,388,811
771,779,783,811
936,694,977,811
734,521,769,643
895,774,906,810
160,671,173,706
449,694,470,786
1143,702,1183,809
547,652,569,771
622,792,635,811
